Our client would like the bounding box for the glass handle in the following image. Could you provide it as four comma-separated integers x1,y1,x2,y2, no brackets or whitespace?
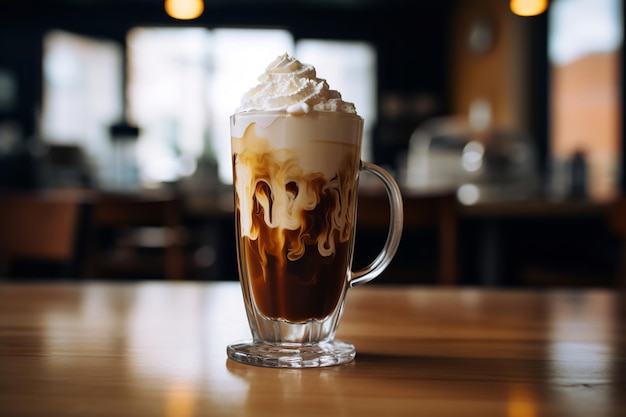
350,161,404,288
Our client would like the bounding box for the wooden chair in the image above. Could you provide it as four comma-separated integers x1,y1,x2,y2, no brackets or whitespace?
608,196,626,289
356,190,458,285
0,192,92,278
90,192,187,280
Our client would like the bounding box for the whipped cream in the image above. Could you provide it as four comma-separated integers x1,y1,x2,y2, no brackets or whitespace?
236,53,357,115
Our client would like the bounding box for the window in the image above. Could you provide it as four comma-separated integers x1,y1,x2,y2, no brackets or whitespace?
549,0,623,199
127,27,213,186
41,30,123,187
43,28,377,188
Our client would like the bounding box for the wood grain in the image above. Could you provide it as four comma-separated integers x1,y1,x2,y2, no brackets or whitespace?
0,282,624,417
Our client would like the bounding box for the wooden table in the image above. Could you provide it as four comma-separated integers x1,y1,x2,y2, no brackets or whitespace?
0,282,624,417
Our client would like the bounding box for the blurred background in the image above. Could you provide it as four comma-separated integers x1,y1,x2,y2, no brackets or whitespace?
0,0,624,287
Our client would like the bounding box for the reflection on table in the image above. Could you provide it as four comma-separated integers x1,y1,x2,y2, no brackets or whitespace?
0,281,624,417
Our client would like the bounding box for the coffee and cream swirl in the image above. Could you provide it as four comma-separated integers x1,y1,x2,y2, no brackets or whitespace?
236,53,356,115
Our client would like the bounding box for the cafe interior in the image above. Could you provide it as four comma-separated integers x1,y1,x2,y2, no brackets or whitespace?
0,0,624,288
3,1,626,416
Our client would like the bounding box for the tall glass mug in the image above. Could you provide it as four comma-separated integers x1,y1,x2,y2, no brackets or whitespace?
227,110,403,368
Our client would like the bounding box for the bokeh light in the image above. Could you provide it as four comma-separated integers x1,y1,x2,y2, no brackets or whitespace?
510,0,548,17
164,0,204,20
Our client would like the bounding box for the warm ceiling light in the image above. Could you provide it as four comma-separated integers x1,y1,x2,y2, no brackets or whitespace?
164,0,204,20
510,0,548,17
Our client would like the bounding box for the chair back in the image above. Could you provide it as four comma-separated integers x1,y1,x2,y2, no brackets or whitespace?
0,193,91,278
91,192,185,280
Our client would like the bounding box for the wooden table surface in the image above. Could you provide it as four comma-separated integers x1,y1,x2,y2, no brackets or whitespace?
1,281,624,417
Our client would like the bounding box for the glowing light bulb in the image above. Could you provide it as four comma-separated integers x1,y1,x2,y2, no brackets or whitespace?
510,0,548,17
165,0,204,20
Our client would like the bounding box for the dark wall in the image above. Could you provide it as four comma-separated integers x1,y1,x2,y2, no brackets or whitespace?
0,22,44,138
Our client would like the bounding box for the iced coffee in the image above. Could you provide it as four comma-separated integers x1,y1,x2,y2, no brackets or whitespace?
228,53,403,367
232,111,362,322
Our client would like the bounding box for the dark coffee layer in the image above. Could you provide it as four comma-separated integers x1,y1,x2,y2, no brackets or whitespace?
242,235,350,322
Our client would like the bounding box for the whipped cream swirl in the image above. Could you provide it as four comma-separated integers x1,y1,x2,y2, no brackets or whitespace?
236,53,357,115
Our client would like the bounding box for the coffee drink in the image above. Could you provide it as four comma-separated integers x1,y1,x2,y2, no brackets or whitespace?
232,111,362,323
227,53,402,368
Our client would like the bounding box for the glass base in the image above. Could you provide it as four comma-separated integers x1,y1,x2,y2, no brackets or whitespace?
227,340,356,368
